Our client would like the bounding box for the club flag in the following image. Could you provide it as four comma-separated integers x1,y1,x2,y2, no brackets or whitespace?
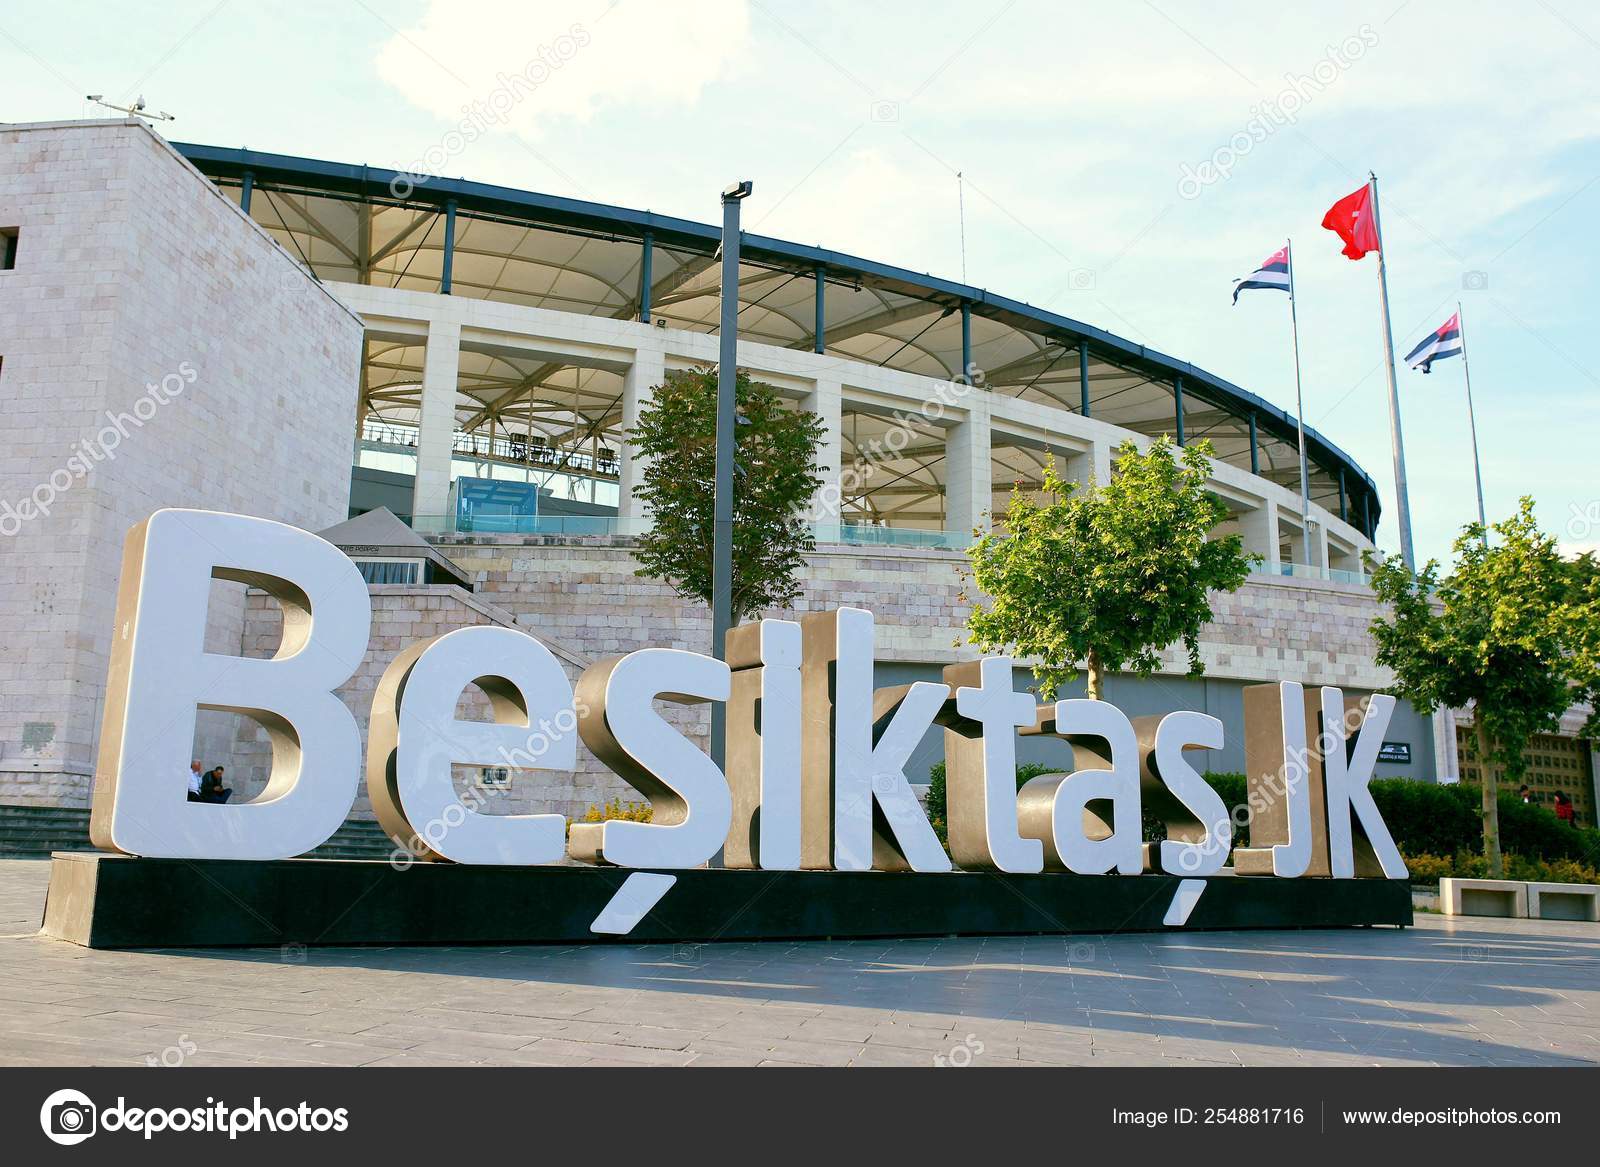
1322,183,1380,260
1404,312,1463,373
1232,246,1291,304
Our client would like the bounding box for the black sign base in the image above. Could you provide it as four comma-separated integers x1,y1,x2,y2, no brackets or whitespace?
40,852,1411,949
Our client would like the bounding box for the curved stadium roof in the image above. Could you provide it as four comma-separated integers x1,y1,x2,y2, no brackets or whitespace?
175,142,1381,536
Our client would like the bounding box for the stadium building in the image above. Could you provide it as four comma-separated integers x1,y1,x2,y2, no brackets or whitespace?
2,119,1593,850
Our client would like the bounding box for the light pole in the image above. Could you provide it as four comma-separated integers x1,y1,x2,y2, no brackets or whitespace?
711,180,752,778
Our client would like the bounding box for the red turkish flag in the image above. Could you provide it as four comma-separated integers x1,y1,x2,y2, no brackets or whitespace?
1321,183,1380,260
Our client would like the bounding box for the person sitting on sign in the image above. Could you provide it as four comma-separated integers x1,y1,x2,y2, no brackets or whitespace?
185,759,203,803
199,765,233,805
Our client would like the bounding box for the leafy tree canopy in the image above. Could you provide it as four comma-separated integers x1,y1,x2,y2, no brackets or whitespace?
630,366,824,623
1368,498,1600,769
1366,497,1600,874
963,437,1257,700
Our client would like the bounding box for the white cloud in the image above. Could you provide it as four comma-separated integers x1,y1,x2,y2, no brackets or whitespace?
373,0,752,136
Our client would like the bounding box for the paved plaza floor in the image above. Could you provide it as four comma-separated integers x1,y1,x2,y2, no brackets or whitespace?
1,859,1597,1068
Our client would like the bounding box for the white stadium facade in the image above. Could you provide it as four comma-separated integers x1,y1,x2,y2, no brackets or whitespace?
1,119,1594,853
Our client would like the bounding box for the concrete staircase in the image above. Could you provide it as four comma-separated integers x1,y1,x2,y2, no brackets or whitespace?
0,804,93,858
301,820,395,861
0,804,396,861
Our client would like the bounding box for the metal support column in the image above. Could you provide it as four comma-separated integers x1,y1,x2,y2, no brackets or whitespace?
960,300,972,382
639,231,653,323
813,264,826,354
1079,342,1091,416
440,199,458,295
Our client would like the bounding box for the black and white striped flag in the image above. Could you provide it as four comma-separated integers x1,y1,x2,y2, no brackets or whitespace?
1404,312,1463,373
1232,246,1291,304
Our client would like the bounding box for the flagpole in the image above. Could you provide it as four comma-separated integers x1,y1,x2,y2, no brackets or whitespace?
1286,237,1312,566
1457,300,1488,533
1368,172,1416,569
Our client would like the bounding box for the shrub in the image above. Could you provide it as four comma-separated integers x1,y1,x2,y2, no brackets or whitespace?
925,761,1056,847
578,797,652,824
1367,779,1480,857
1371,781,1600,867
1401,851,1600,886
924,763,1600,872
1496,794,1600,864
1402,853,1456,882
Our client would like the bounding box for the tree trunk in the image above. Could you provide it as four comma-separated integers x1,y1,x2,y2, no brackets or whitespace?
1476,715,1503,878
1085,649,1103,701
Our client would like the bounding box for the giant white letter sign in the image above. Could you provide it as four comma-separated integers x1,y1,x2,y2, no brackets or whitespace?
367,626,574,865
1235,681,1320,878
1320,688,1408,879
89,509,369,860
1018,699,1143,875
941,658,1043,873
570,649,731,868
1151,711,1231,876
723,619,803,870
808,608,951,873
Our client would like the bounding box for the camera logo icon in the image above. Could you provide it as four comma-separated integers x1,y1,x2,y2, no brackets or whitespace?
40,1088,97,1146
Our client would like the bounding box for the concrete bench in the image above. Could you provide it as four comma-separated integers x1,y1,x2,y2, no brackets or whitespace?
1439,878,1527,918
1526,881,1600,922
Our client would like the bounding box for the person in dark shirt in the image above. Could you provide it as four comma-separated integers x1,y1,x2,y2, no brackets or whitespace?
199,765,233,805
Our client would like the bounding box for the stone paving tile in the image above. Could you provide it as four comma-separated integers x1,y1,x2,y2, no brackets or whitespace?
4,859,1600,1067
517,1036,695,1066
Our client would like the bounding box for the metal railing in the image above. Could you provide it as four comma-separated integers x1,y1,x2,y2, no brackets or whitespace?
361,419,619,478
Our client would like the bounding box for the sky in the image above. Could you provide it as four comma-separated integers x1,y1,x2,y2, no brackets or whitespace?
3,0,1596,568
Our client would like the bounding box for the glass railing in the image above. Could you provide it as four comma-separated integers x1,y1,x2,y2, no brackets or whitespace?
813,523,971,551
410,514,647,538
407,513,971,549
398,513,1368,580
1264,562,1370,586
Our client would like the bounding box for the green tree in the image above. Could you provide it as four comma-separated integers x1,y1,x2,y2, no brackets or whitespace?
962,437,1256,700
1366,498,1600,877
630,366,824,623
